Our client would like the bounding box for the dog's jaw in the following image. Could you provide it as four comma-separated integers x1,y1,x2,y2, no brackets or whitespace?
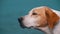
36,26,53,34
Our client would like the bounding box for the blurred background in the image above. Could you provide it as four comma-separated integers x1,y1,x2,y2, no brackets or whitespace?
0,0,60,34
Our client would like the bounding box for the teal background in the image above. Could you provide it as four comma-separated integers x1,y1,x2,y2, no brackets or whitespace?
0,0,60,34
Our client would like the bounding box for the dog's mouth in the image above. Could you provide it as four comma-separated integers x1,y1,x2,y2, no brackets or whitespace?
20,24,34,29
18,21,32,29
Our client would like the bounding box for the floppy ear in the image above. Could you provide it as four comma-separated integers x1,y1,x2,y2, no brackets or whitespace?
45,7,59,29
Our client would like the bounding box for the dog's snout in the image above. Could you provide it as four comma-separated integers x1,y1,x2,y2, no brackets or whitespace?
18,17,26,28
18,17,23,22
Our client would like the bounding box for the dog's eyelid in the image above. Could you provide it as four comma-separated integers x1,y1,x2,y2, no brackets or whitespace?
32,13,37,15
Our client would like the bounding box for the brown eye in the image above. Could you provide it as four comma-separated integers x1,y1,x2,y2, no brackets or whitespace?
32,13,37,15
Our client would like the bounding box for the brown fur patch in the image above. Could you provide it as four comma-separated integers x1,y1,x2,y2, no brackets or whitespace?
45,7,59,29
31,7,59,30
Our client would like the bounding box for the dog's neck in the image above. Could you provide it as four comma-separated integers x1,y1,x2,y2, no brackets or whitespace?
38,26,52,34
53,20,60,34
37,19,60,34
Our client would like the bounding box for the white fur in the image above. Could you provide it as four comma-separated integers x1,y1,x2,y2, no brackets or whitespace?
37,26,52,34
23,15,37,27
23,6,60,34
23,15,41,27
53,20,60,34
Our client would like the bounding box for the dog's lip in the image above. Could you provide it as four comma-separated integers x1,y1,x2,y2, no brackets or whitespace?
20,26,34,29
20,26,31,29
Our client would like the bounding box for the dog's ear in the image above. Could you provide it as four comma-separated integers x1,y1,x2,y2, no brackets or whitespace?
45,7,59,29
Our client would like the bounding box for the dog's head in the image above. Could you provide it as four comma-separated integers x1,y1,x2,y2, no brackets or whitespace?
18,6,59,30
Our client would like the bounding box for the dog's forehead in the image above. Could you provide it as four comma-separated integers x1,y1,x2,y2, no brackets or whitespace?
29,7,46,14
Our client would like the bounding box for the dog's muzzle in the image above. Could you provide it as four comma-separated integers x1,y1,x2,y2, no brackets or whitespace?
18,17,26,28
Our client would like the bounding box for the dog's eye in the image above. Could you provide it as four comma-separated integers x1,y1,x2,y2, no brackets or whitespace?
32,13,37,15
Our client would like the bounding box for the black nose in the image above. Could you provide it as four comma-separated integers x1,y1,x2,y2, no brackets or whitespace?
18,17,23,23
18,17,26,28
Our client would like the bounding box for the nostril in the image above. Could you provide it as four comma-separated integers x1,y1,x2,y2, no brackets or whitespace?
20,17,23,21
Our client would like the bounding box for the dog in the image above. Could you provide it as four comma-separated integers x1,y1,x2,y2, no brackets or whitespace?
18,6,60,34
